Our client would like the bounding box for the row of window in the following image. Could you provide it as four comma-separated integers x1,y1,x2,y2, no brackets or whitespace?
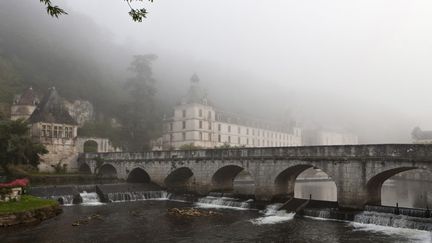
169,132,299,146
171,121,296,141
182,109,213,119
41,124,74,138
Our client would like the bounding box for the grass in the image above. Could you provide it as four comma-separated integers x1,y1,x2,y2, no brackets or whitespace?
0,195,58,214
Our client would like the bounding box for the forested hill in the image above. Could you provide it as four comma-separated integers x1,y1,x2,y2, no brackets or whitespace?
0,1,132,118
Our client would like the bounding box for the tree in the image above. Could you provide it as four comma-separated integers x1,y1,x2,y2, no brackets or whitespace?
120,54,158,151
39,0,154,22
0,119,47,175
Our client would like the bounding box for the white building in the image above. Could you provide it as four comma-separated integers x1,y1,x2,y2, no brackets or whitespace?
302,128,358,146
158,74,302,150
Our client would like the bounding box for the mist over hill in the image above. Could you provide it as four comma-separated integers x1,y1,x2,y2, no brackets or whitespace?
0,1,418,144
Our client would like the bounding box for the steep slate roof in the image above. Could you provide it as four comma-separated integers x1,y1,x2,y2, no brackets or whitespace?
15,87,38,105
28,87,77,125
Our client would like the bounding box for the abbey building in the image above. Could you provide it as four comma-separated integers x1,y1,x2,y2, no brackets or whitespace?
157,74,303,150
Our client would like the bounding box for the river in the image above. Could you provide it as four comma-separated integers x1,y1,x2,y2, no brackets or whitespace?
1,194,431,243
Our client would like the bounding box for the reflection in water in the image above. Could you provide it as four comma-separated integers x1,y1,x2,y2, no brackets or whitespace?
295,181,337,201
1,200,430,243
294,168,337,201
382,179,432,209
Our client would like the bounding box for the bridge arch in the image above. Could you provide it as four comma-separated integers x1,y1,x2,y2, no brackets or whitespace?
164,167,194,192
211,165,254,193
366,166,427,206
78,163,92,174
127,167,151,183
83,140,99,153
274,163,337,201
98,164,117,178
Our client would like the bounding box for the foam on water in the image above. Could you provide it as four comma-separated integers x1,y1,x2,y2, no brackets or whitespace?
195,196,252,210
250,203,295,225
80,191,104,206
351,222,432,243
50,195,74,206
107,191,172,202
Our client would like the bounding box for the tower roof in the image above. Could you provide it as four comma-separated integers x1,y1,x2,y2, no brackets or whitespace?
15,87,38,106
28,87,77,125
181,74,209,105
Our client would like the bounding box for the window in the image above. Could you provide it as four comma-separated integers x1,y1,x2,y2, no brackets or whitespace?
182,110,186,118
199,120,203,129
218,134,221,142
228,126,231,133
199,132,203,141
238,127,241,134
64,127,68,138
182,132,186,141
208,133,211,141
252,129,255,136
228,136,231,143
199,109,202,117
42,125,47,137
246,129,249,135
59,126,63,138
47,125,52,137
258,130,260,136
208,111,212,119
53,126,58,138
169,123,173,131
170,134,173,142
238,137,241,144
182,121,186,129
247,138,249,145
218,124,221,131
68,127,73,138
208,122,212,130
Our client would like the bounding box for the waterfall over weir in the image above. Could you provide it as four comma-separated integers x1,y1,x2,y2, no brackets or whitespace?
80,191,104,206
196,196,253,209
50,195,75,206
354,211,432,231
106,191,172,202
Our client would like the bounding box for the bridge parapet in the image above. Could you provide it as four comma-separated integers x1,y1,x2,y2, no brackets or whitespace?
81,144,432,162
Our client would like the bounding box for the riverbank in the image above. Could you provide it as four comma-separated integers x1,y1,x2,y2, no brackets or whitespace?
0,195,62,226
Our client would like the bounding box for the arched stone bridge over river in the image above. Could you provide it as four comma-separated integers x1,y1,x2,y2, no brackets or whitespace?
78,144,432,209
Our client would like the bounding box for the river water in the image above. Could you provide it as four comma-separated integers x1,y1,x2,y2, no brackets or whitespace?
1,197,431,243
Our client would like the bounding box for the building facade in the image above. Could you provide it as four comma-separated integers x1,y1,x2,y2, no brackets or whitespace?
412,127,432,144
10,87,39,121
11,87,118,172
302,129,359,146
159,75,302,150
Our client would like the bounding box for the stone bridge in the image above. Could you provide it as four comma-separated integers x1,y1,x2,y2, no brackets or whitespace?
78,144,432,209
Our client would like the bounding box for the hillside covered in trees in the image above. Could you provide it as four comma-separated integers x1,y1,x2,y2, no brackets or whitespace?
0,1,168,150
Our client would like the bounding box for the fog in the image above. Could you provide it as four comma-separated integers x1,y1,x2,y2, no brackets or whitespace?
4,0,432,143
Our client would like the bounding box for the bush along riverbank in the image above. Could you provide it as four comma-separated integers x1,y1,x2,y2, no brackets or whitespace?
0,195,62,226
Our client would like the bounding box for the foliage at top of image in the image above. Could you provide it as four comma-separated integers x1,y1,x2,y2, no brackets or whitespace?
39,0,155,22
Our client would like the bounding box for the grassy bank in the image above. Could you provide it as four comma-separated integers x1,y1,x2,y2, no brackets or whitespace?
0,195,58,214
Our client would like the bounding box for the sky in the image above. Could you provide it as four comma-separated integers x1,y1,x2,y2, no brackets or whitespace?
60,0,432,142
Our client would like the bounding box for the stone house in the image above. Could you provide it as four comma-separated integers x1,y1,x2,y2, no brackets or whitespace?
10,87,119,172
28,87,79,172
